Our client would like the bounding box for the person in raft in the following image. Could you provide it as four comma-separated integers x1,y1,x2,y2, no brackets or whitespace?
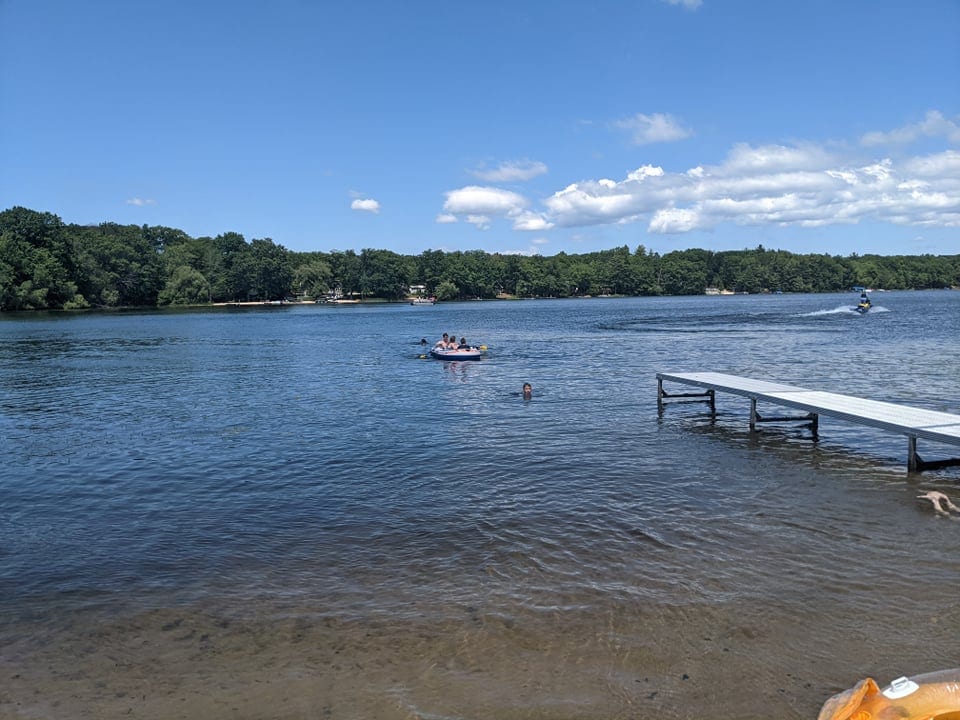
434,333,462,350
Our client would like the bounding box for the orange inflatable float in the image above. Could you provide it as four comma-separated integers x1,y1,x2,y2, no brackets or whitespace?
818,669,960,720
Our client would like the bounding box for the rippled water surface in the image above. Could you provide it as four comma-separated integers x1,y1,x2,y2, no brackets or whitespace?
2,291,959,720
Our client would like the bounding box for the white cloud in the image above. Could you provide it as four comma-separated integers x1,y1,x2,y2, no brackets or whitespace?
720,143,834,175
351,198,380,214
470,159,548,182
466,215,491,230
126,197,155,206
543,178,662,225
614,112,692,145
512,211,554,231
444,185,527,215
663,0,702,9
437,109,960,237
649,207,700,233
441,186,556,231
861,110,960,146
902,149,960,178
627,165,666,181
540,138,960,232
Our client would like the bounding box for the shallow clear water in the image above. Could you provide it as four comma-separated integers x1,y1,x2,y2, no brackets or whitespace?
2,291,959,719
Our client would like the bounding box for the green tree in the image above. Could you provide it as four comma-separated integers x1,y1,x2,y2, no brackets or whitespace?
292,260,333,299
416,249,447,293
434,280,459,301
359,248,412,300
444,253,471,299
562,260,596,296
209,232,252,301
71,223,163,306
0,207,82,309
157,265,211,305
501,254,522,295
248,238,293,300
328,250,361,297
161,236,215,277
5,205,960,310
657,252,708,295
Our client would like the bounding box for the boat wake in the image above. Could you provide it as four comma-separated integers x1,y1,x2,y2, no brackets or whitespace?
800,305,889,316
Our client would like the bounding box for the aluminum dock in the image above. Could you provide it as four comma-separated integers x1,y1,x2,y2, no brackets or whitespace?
656,371,960,472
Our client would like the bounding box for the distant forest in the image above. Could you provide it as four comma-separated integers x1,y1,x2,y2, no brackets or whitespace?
2,206,958,311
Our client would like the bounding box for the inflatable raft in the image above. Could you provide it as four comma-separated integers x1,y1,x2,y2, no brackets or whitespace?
818,668,960,720
429,347,482,361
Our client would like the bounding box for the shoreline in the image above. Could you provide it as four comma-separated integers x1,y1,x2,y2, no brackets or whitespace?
2,287,958,315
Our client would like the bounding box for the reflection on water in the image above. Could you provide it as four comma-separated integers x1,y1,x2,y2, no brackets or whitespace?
1,291,959,719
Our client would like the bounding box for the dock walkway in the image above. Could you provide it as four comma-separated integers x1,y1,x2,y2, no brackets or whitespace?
656,371,960,472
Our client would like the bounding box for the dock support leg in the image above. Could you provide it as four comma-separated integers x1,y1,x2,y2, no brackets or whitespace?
810,413,819,439
908,436,918,473
657,379,716,416
749,398,757,433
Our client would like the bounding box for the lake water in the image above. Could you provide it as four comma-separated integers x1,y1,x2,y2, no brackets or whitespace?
2,291,959,720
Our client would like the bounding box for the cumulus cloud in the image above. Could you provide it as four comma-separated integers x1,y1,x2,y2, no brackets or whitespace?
720,142,835,174
437,110,960,236
126,197,155,206
901,149,960,177
861,110,960,146
512,211,554,231
443,185,528,219
441,186,560,232
649,207,700,233
351,198,380,214
470,159,548,182
614,113,692,145
542,139,960,233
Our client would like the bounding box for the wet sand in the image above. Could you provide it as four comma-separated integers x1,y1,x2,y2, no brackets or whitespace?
4,594,956,720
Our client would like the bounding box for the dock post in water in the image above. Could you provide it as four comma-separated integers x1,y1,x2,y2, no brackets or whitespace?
657,376,715,418
749,402,819,436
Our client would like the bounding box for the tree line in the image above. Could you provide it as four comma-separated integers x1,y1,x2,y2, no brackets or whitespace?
1,206,958,311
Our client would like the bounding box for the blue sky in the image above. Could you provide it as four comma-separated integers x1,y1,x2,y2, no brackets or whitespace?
2,0,958,257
